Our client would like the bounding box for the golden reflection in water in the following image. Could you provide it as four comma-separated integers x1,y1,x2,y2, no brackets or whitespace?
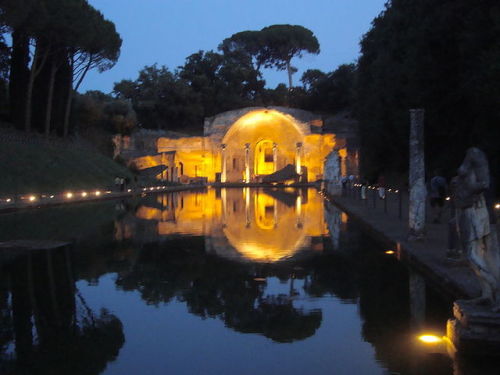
134,188,328,262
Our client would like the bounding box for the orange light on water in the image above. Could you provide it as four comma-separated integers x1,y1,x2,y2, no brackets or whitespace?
418,335,443,344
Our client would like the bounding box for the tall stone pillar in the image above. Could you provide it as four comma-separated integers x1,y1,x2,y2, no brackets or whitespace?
221,144,227,183
244,143,250,183
272,143,278,172
295,142,302,175
161,153,166,181
409,109,426,239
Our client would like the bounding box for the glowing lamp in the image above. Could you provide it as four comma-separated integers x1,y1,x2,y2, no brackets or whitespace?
29,195,36,202
127,189,132,193
495,203,500,210
66,192,73,199
385,250,395,255
49,195,54,199
81,192,88,197
445,197,451,201
95,191,101,196
6,198,11,203
418,335,442,344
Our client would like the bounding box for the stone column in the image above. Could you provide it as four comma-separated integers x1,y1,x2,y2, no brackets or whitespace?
409,109,426,239
221,144,227,183
161,152,166,181
244,143,250,183
273,142,278,172
295,142,302,175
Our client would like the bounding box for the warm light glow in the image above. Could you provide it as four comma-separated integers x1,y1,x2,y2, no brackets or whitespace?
6,198,11,203
495,203,500,210
28,195,36,202
81,192,87,197
385,250,395,255
49,195,54,199
95,191,101,196
136,189,328,263
418,335,443,344
445,197,451,201
66,192,73,199
127,189,132,192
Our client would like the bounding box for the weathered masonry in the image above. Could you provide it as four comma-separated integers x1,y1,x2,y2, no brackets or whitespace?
114,107,359,183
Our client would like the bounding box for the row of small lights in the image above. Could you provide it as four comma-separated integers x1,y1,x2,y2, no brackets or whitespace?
352,183,500,209
0,185,170,205
352,183,400,193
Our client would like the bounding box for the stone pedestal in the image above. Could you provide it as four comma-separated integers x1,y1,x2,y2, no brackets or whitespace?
447,300,500,356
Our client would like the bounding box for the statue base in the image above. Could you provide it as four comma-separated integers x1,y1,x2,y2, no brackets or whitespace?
447,300,500,357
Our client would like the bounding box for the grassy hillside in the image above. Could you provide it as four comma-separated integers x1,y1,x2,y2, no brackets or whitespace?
0,140,134,195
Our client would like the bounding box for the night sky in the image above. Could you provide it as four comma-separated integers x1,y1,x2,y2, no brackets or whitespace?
82,0,388,93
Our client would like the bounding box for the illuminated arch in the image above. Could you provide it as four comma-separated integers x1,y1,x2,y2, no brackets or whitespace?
221,109,306,181
222,109,306,145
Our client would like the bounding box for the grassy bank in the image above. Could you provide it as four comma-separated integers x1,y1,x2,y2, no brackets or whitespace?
0,140,134,195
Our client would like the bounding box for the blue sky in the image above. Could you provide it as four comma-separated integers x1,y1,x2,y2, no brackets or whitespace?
82,0,388,94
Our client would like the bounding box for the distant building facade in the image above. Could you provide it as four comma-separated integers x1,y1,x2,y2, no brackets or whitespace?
114,107,359,183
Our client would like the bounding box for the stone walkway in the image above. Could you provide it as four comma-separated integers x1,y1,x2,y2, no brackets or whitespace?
325,186,500,300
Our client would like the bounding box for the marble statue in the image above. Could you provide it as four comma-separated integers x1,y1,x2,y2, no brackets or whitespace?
455,147,500,311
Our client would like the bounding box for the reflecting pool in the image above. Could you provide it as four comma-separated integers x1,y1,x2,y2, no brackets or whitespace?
0,188,493,374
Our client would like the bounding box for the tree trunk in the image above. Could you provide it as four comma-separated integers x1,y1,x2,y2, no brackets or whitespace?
286,60,293,89
44,61,58,137
24,56,36,132
63,54,92,137
10,30,30,130
62,83,73,138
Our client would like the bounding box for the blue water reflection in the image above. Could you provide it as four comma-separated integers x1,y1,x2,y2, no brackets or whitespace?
0,188,488,374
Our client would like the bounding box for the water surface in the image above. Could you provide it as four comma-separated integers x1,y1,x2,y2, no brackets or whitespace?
0,188,466,374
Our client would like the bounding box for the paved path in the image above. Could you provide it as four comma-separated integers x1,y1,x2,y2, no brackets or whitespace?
325,186,500,300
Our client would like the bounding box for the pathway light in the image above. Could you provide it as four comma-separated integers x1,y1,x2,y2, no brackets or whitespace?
418,335,443,344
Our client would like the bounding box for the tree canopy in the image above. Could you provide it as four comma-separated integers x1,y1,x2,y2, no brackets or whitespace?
220,24,320,88
355,0,500,185
0,0,121,136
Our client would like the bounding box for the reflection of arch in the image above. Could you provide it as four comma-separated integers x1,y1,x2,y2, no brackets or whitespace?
254,140,274,175
255,192,275,230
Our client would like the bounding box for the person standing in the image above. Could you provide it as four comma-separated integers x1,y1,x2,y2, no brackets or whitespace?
377,175,386,199
429,169,447,223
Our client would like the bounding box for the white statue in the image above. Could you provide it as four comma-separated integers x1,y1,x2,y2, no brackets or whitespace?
455,147,500,311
